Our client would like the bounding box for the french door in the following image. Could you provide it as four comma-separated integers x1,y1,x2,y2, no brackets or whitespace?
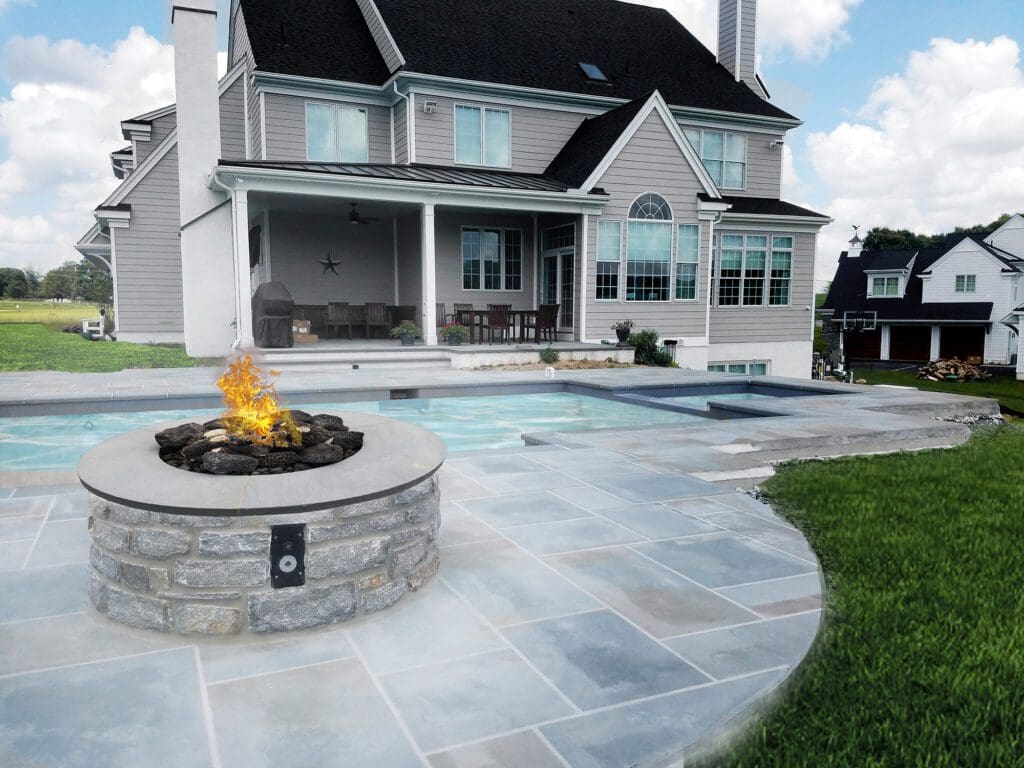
540,223,576,332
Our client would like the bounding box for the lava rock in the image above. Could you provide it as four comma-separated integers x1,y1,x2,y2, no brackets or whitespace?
312,414,347,432
202,452,258,475
288,409,313,424
331,431,364,454
298,424,332,446
299,443,346,466
262,451,299,468
159,445,183,461
155,423,203,449
202,419,224,431
181,438,214,459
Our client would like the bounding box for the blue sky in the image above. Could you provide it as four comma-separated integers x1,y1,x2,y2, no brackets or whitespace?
1,0,1023,284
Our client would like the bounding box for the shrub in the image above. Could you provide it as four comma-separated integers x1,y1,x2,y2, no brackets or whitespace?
627,328,671,367
389,321,422,338
440,321,469,339
539,345,560,364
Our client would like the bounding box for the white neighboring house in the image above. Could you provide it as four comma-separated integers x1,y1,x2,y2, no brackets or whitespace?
823,216,1024,374
76,0,831,377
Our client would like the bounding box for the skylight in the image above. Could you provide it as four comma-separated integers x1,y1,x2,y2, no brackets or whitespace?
579,62,608,82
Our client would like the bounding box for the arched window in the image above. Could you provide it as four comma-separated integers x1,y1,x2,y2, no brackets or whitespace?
628,193,673,221
626,193,673,301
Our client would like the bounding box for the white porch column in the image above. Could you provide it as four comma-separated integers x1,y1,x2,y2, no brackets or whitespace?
421,202,438,345
233,187,255,348
879,324,891,361
930,325,941,360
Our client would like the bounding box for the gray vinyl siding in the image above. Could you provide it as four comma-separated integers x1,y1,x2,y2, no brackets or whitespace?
677,122,783,199
219,75,246,160
114,144,184,335
263,93,391,163
586,112,708,339
738,0,758,84
135,112,176,166
355,0,403,72
229,2,253,69
248,79,262,159
396,214,421,309
708,229,815,343
267,211,396,306
394,98,408,164
412,94,585,174
718,0,738,74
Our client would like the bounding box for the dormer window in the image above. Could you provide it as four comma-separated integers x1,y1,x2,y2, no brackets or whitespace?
870,275,901,297
955,274,977,293
579,62,608,82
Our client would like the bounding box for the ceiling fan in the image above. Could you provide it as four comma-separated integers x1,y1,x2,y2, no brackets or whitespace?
348,202,381,225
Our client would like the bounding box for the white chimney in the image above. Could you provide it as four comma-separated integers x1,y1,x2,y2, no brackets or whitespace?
172,1,223,224
718,0,762,95
173,1,237,357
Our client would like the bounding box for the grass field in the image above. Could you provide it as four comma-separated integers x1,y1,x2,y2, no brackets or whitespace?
858,369,1024,414
0,323,207,372
0,299,103,329
709,425,1024,767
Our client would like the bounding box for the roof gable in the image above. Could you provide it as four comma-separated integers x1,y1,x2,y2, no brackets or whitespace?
920,236,1017,276
549,91,718,195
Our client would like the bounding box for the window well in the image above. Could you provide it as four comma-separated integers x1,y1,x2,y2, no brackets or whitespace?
579,62,608,82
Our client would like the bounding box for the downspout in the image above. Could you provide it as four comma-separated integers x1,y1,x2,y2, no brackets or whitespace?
705,212,722,343
210,173,243,350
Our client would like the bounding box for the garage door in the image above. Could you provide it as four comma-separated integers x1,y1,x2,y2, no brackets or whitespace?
889,325,931,361
939,326,985,360
844,328,881,359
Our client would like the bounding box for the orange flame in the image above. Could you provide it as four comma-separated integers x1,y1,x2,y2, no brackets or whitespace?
216,355,299,447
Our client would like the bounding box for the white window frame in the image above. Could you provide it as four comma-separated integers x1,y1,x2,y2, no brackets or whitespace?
708,361,770,375
714,233,768,307
460,226,523,292
304,102,369,163
868,274,902,298
625,193,674,303
453,104,512,168
768,236,793,307
955,274,977,293
683,128,747,190
596,220,622,302
675,223,700,302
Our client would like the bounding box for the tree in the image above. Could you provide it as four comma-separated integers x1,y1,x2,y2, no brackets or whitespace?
40,262,77,301
862,227,940,250
1,269,30,299
22,268,41,298
74,260,113,306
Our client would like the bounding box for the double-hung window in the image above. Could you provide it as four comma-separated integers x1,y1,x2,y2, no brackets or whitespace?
871,276,900,296
683,129,746,189
596,220,622,300
626,194,673,302
305,103,368,162
955,274,977,293
769,237,793,305
716,234,774,306
461,227,521,291
455,105,511,167
676,224,699,300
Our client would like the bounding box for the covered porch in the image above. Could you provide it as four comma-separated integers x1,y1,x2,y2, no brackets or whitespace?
212,161,607,349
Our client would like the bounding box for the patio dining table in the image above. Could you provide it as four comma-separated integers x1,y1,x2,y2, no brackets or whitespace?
454,309,539,344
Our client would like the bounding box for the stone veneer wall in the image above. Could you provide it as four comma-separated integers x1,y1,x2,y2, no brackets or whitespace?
87,475,440,635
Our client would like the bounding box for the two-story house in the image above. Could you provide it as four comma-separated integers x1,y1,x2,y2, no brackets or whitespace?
822,215,1024,368
76,0,829,377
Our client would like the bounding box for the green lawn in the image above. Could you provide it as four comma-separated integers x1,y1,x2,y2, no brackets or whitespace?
709,426,1024,767
0,299,103,329
858,369,1024,414
0,323,209,372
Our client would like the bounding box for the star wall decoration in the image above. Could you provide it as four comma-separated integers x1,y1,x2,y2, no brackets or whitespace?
318,251,342,276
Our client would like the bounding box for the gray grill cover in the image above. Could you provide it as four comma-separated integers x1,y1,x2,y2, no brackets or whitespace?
252,282,294,348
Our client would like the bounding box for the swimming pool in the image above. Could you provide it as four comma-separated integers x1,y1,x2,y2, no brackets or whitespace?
0,391,706,472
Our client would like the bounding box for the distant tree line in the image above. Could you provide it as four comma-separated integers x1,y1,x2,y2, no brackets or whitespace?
0,259,112,305
862,214,1013,250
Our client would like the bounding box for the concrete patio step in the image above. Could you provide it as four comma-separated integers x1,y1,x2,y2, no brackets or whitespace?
251,347,452,370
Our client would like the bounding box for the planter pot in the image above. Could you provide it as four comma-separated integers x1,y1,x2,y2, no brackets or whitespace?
447,334,463,346
399,333,416,346
615,327,631,347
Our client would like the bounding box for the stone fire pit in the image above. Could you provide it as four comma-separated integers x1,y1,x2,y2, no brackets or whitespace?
78,411,445,635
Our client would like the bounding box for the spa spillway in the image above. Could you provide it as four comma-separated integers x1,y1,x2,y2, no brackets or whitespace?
78,411,445,635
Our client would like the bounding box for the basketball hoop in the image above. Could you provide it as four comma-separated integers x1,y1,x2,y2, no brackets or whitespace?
842,311,877,332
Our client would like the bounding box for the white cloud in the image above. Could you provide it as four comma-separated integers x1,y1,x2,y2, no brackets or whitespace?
626,0,861,62
809,36,1024,288
0,0,32,13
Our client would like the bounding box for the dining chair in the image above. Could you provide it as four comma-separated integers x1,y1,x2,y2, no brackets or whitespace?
326,302,353,339
364,302,390,339
486,307,513,344
536,303,560,343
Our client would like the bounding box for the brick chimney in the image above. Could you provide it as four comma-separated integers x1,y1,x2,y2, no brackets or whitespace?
718,0,762,95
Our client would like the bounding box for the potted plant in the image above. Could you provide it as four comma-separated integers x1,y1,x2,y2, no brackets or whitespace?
440,321,470,346
390,320,422,346
611,320,634,347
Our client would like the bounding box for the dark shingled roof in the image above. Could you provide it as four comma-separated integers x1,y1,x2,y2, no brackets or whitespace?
545,93,652,188
218,160,572,192
702,194,829,219
239,0,795,121
823,235,1002,323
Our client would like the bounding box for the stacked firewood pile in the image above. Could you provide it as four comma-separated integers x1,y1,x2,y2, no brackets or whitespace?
917,358,991,382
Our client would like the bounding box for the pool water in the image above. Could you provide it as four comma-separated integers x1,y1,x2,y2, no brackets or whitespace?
0,392,704,472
